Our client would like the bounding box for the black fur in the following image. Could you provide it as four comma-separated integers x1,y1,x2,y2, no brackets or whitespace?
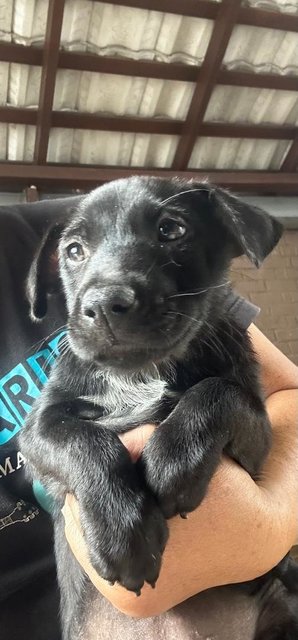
20,177,298,639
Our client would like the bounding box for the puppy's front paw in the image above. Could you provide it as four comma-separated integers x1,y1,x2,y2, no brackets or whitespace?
80,491,168,595
141,422,214,519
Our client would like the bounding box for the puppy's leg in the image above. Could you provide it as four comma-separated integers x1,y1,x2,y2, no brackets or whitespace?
141,377,271,518
20,401,168,594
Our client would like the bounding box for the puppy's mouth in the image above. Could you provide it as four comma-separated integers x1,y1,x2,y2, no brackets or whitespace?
67,315,201,371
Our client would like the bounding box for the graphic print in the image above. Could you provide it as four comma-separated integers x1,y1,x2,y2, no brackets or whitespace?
0,499,39,530
0,329,67,511
0,330,66,446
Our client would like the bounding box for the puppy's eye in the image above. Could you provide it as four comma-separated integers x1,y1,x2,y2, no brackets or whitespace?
66,242,86,262
158,219,186,242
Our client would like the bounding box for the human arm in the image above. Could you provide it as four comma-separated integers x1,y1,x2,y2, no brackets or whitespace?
62,325,298,617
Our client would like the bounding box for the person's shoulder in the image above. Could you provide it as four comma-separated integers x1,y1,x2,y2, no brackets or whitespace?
0,195,83,238
0,204,33,243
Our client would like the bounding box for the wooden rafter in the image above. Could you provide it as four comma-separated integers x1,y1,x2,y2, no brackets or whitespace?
1,42,298,93
59,50,196,81
218,69,298,93
1,106,298,141
0,164,297,194
239,5,298,32
90,0,218,20
92,0,298,32
172,0,241,170
34,0,65,164
198,123,298,141
281,138,298,172
0,42,42,65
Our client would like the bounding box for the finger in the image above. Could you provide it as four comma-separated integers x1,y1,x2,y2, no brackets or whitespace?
119,423,157,461
62,495,135,600
62,494,87,557
62,495,106,585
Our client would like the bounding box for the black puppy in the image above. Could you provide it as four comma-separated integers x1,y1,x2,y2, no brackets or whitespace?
21,177,298,639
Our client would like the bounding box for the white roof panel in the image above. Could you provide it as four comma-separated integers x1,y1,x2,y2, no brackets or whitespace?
47,127,178,166
189,137,291,170
205,86,298,125
0,0,297,170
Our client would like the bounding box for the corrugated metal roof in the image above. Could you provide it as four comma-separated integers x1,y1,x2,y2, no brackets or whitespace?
244,0,298,13
189,137,291,169
206,86,298,124
61,2,215,64
224,24,298,74
0,0,297,167
47,129,178,166
53,71,195,119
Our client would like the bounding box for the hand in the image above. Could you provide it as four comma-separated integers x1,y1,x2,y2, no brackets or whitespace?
119,423,157,461
62,389,298,618
62,326,298,617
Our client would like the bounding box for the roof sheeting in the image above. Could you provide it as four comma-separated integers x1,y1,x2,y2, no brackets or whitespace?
244,0,297,14
0,0,297,187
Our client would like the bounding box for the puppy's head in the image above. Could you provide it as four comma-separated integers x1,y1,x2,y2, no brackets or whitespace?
27,177,282,371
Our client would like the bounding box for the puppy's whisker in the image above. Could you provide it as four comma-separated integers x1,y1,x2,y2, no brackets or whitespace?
55,337,70,357
40,351,57,374
158,188,207,208
27,324,67,355
229,268,258,282
203,324,231,361
40,337,70,373
57,342,71,361
145,259,157,278
168,281,230,300
42,337,69,371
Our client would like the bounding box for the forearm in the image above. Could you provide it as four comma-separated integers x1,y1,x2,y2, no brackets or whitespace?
259,389,298,513
63,388,298,618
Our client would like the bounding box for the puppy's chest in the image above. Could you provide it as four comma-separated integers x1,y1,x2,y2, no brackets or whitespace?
82,369,177,430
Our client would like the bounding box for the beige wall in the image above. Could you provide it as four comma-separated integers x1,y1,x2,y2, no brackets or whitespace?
231,230,298,365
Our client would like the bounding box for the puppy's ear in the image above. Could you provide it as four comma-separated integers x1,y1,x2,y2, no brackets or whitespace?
27,223,65,321
207,185,283,267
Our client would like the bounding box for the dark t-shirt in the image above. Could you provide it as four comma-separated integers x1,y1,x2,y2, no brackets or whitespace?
0,199,80,640
0,199,259,640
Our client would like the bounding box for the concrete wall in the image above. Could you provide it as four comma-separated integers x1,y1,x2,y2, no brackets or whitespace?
232,230,298,365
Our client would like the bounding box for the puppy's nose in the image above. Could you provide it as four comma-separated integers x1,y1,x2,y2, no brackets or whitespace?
82,286,137,321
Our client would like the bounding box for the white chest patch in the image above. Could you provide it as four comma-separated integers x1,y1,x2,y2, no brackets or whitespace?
79,365,175,427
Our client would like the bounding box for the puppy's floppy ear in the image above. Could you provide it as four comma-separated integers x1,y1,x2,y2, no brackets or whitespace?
27,223,65,321
207,185,283,267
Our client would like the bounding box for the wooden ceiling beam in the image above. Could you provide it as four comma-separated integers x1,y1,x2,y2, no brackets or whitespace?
172,0,241,170
0,164,297,194
217,69,298,93
199,122,298,141
0,107,36,125
58,50,196,81
1,107,297,140
91,0,298,32
281,138,298,171
89,0,218,20
50,112,182,134
0,42,42,65
1,43,298,93
239,6,298,32
33,0,65,164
